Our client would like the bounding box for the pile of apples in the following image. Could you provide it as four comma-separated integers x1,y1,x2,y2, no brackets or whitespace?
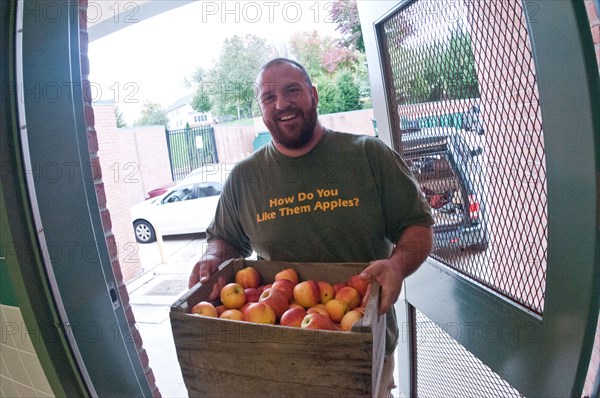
191,267,370,331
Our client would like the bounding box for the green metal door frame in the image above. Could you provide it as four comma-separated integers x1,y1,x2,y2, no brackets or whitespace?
358,0,599,396
4,0,153,395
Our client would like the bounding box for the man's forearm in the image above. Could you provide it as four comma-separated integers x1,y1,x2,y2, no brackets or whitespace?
389,225,433,278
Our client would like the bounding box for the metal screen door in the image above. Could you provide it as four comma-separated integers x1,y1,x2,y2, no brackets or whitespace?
358,1,599,396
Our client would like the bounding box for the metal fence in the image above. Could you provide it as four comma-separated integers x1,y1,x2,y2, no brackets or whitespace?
165,125,219,181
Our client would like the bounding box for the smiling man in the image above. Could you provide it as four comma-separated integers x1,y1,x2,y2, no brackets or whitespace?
189,58,434,397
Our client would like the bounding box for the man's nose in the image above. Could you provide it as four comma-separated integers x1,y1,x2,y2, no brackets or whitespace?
275,93,291,110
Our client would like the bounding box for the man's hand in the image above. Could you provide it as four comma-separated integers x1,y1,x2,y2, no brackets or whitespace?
359,225,433,314
187,238,242,290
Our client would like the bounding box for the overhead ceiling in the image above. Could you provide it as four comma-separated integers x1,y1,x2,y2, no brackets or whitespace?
87,0,194,42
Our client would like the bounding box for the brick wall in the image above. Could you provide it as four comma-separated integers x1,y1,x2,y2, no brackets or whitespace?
94,102,143,282
78,0,160,396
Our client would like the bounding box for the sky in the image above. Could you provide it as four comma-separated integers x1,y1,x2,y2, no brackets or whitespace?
88,1,342,125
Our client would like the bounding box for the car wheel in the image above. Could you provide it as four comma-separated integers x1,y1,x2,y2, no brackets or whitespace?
134,220,156,243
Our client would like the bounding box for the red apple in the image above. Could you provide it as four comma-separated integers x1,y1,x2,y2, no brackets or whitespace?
280,307,307,328
317,281,335,304
293,280,321,309
307,304,329,318
347,274,370,298
275,267,299,284
220,282,246,309
191,301,218,317
335,286,361,310
340,309,364,331
259,288,289,318
243,302,276,324
300,312,338,331
215,304,226,317
244,288,261,303
271,279,295,302
235,266,261,289
333,282,348,294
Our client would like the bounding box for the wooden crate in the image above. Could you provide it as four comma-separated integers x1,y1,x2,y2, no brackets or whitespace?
170,258,386,397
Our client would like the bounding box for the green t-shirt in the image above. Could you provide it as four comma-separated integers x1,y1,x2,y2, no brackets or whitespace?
207,129,434,352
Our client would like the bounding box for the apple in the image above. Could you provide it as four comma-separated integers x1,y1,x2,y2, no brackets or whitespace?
307,304,329,318
333,282,348,295
271,279,295,301
244,288,261,303
240,302,252,313
300,312,339,331
280,307,307,328
288,302,304,310
220,283,246,309
259,288,289,318
324,299,349,323
335,286,361,309
347,274,370,298
220,309,244,321
275,268,299,285
354,306,366,315
317,281,334,304
235,266,261,289
191,301,218,317
215,304,226,317
293,280,321,308
243,302,276,324
340,309,364,331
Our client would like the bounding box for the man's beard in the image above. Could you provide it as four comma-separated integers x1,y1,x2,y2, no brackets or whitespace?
265,98,318,150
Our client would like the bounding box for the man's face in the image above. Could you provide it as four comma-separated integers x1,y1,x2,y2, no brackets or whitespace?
256,63,318,150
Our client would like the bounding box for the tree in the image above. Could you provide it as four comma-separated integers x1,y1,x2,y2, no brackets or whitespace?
329,0,364,53
191,90,212,113
134,101,168,126
115,106,126,128
191,34,274,120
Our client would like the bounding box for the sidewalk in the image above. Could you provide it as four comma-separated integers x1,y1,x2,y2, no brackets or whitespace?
127,233,207,398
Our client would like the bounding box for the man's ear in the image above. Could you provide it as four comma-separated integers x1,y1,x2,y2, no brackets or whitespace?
311,85,319,105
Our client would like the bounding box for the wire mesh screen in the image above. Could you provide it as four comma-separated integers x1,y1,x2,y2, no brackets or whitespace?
414,309,525,397
382,0,547,314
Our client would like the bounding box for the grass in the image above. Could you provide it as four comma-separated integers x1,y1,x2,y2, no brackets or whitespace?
217,118,254,127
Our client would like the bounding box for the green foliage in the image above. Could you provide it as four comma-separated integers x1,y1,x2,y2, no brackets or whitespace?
115,106,126,128
134,101,168,126
396,27,480,105
192,34,274,120
316,69,362,115
191,90,212,113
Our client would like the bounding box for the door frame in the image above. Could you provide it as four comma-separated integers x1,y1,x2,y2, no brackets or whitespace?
358,1,600,396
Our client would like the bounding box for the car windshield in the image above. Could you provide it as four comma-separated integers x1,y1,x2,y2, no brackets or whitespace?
162,184,196,204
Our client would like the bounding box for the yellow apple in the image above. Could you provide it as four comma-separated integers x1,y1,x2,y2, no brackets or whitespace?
293,280,321,309
243,302,276,324
220,309,244,321
335,286,361,309
235,266,261,289
317,281,335,304
324,299,349,323
275,267,299,285
191,301,218,317
340,309,364,331
220,282,246,309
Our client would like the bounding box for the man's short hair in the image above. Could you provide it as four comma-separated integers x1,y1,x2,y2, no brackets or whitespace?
256,58,313,90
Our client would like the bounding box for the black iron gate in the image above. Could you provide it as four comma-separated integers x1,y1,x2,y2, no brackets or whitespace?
165,125,219,181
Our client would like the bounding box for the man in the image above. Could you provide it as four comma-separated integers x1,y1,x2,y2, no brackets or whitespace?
189,58,434,397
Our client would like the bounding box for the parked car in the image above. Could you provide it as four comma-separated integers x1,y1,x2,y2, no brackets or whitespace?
131,175,223,243
401,125,488,251
144,163,234,200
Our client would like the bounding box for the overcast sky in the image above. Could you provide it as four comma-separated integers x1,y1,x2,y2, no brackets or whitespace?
88,1,341,124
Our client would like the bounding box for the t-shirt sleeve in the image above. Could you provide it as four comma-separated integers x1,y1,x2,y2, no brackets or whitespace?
205,170,253,257
368,138,435,243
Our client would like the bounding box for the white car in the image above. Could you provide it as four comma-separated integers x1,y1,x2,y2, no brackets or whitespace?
130,175,223,243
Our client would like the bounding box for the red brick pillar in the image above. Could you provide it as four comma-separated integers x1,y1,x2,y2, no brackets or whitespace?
77,1,161,396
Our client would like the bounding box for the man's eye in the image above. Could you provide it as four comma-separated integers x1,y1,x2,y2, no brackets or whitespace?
285,87,300,99
262,95,274,104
